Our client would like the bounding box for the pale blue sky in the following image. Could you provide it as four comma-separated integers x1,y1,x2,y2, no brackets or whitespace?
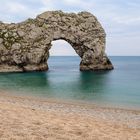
0,0,140,56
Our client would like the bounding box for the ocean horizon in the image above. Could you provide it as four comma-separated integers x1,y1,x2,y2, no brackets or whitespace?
0,56,140,110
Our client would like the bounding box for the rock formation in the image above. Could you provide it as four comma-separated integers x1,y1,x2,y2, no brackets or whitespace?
0,10,113,72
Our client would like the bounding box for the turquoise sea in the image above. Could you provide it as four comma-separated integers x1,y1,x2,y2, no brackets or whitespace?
0,56,140,110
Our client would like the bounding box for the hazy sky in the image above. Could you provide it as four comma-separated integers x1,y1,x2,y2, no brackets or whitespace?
0,0,140,56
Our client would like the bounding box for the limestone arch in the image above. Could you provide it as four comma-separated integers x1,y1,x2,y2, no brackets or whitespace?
0,11,113,72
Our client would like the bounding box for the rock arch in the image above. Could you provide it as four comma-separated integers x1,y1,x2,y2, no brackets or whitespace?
0,11,113,72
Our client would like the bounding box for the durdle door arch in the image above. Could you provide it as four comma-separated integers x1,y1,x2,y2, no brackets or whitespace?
0,11,113,72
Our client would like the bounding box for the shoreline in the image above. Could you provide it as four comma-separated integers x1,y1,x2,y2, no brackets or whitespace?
0,92,140,139
1,89,140,112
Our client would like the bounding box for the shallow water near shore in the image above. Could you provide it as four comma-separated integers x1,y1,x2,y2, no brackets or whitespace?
0,56,140,110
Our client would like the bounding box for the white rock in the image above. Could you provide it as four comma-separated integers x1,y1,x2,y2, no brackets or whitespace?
12,43,21,50
17,30,25,37
0,38,3,44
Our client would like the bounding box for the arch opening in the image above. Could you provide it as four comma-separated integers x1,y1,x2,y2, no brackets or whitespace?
50,40,79,56
48,39,80,71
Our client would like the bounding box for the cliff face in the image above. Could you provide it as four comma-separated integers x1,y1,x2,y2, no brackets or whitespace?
0,11,113,72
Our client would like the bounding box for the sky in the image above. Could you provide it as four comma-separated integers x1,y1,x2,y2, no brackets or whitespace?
0,0,140,56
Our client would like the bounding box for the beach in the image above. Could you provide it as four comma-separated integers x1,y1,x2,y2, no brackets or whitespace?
0,92,140,140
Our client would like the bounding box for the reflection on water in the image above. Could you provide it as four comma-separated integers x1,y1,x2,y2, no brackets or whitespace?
0,71,112,102
0,56,140,109
77,71,112,102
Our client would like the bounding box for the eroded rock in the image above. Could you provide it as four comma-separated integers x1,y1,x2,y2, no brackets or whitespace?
0,10,113,72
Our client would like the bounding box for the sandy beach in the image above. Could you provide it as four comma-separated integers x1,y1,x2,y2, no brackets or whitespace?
0,92,140,140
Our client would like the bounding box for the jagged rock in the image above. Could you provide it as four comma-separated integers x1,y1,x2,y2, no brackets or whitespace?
0,10,113,72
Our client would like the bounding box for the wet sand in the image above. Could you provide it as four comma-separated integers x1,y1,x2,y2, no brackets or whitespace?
0,92,140,140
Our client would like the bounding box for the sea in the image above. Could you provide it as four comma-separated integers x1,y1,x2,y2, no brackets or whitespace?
0,56,140,110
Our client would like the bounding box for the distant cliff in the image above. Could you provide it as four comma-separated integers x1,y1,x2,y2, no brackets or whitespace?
0,11,113,72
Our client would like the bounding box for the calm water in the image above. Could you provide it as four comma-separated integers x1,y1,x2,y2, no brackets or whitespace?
0,56,140,110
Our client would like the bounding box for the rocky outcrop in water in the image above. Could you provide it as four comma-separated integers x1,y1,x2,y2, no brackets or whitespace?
0,10,113,72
